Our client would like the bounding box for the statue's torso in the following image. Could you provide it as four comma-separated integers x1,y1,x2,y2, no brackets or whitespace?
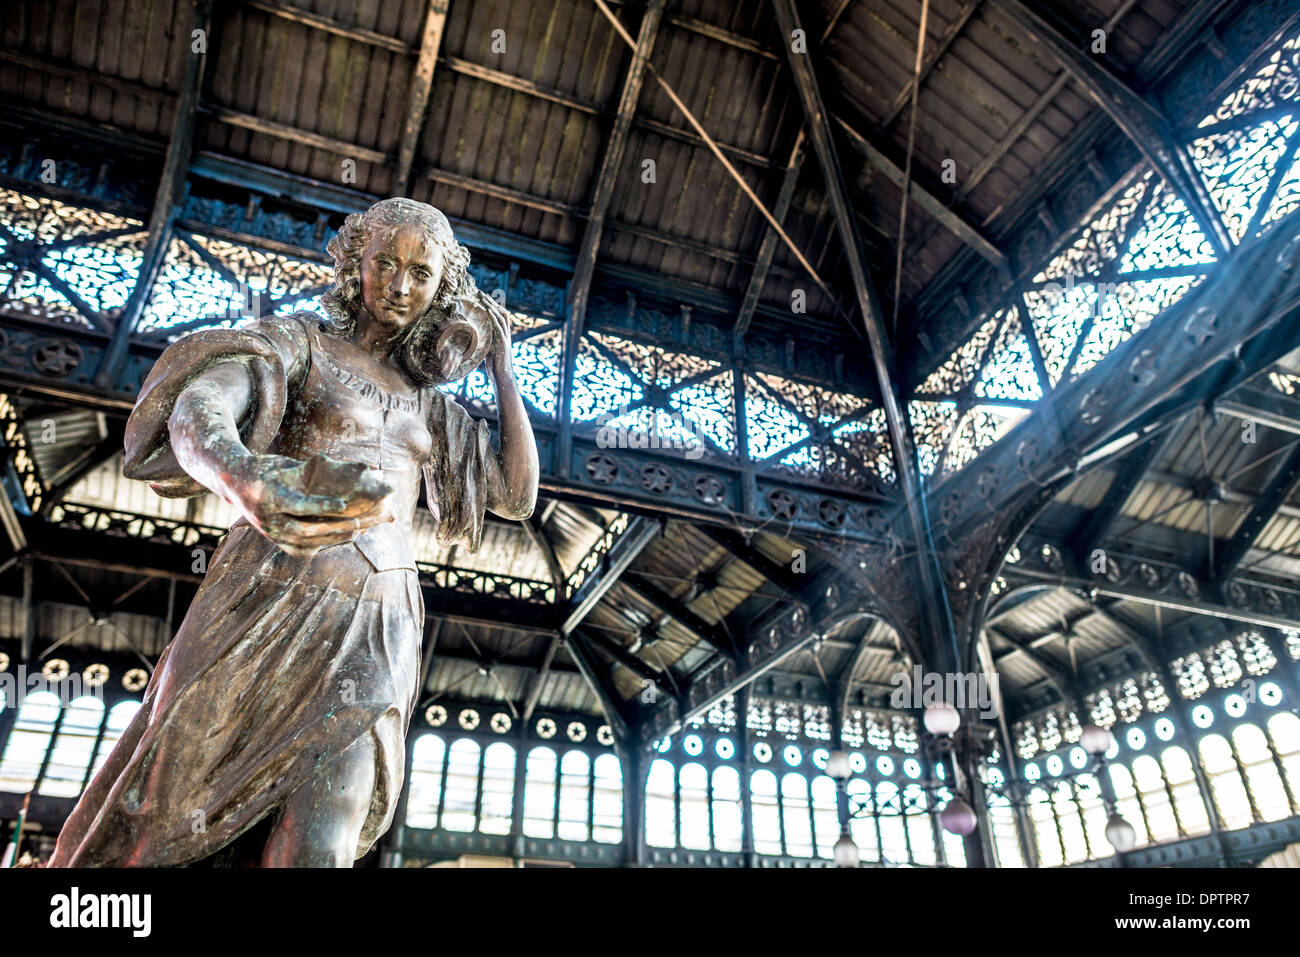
262,322,433,572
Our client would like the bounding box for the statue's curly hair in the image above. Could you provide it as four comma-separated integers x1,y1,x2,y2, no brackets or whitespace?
320,198,477,384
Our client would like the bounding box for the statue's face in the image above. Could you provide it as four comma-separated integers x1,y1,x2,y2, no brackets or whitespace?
359,223,444,330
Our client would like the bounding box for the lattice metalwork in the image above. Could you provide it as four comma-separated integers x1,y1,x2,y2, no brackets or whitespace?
1119,181,1217,272
1071,276,1204,376
942,407,1027,477
704,694,737,732
863,711,893,752
1269,369,1300,394
1034,174,1153,284
1191,116,1300,242
746,371,892,488
141,232,332,336
915,313,1000,395
1198,30,1300,127
1015,720,1039,759
1140,673,1171,714
0,188,145,328
572,332,735,456
909,305,1040,478
973,307,1041,402
46,501,224,550
140,236,253,335
802,704,831,741
746,698,773,734
890,715,918,754
1086,687,1117,728
0,392,45,510
907,399,959,477
1205,639,1244,689
565,512,630,597
1236,630,1278,676
1172,652,1211,700
417,562,555,605
773,700,801,738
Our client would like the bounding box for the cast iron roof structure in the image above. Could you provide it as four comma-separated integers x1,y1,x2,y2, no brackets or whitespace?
2,0,1300,868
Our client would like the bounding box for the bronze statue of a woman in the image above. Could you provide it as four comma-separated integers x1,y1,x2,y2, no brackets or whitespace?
47,198,539,867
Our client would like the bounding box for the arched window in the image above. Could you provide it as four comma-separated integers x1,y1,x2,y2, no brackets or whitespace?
711,765,743,852
1107,764,1151,846
557,750,591,841
645,758,677,848
1158,746,1209,837
903,784,935,865
441,738,481,832
406,733,445,829
38,694,105,797
1026,784,1063,866
1132,755,1179,843
846,778,879,862
810,775,840,859
780,772,813,857
592,753,623,844
1232,724,1291,821
678,762,710,850
90,700,141,780
875,780,909,865
1198,734,1253,829
987,793,1024,867
0,690,62,793
1051,780,1089,863
523,746,558,838
1267,712,1300,798
1073,772,1112,857
479,742,516,835
750,769,782,855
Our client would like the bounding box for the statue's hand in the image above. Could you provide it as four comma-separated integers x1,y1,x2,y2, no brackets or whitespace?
459,289,513,380
227,452,394,558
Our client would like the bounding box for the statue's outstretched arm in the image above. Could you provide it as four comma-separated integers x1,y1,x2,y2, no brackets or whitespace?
168,360,395,556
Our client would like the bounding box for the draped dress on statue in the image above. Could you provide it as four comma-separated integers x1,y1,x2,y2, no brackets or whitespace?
47,311,491,867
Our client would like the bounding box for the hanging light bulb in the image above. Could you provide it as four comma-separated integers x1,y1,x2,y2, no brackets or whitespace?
833,831,860,867
1081,723,1114,756
826,750,852,781
1105,812,1137,852
923,704,961,736
940,798,978,836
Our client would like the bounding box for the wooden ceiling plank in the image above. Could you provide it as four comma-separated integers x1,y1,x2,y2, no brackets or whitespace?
392,0,450,197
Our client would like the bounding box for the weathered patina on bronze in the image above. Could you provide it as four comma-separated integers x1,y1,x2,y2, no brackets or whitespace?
48,199,539,867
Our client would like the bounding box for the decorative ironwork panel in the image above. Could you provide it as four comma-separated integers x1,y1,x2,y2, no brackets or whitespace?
572,331,735,458
1198,30,1300,127
1191,116,1299,242
0,188,144,328
0,391,45,510
744,371,893,489
1032,174,1152,284
141,232,332,336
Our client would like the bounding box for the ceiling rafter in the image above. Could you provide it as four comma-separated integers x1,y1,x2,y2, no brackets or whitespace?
557,0,666,473
392,0,451,197
1073,417,1184,558
620,570,739,661
991,0,1231,257
93,0,214,389
734,130,807,340
834,114,1006,266
770,0,960,673
1213,440,1300,584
